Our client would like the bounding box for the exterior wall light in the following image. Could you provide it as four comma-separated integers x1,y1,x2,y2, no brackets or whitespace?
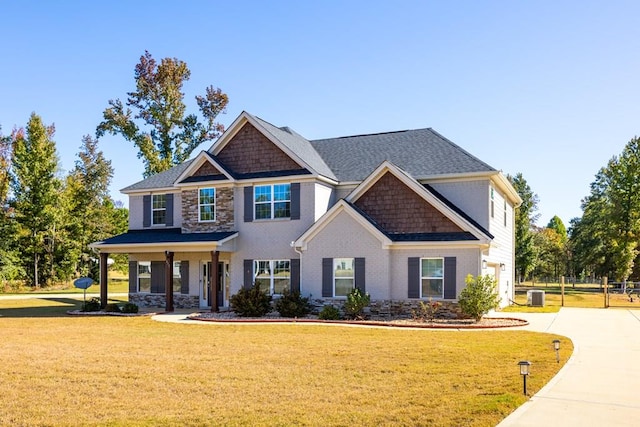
518,361,531,395
500,263,506,271
482,260,488,269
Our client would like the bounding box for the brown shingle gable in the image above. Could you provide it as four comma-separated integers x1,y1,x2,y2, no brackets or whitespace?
216,123,301,174
354,172,463,234
193,162,222,177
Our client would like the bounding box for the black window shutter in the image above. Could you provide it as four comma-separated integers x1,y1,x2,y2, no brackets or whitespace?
354,257,365,293
143,195,151,227
244,186,253,222
290,183,300,220
444,257,457,299
408,257,420,298
290,258,300,293
322,258,333,297
151,261,165,293
243,259,253,289
128,261,137,293
165,193,174,226
180,261,189,294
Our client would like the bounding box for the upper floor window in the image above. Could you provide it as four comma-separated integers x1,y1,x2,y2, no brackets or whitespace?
333,258,354,297
152,194,166,225
199,188,216,222
254,260,290,295
490,188,495,219
421,258,444,298
254,184,291,220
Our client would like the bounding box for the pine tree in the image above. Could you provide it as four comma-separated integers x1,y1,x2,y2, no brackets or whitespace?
11,114,61,287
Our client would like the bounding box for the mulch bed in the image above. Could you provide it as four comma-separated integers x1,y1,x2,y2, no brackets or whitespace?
187,312,528,329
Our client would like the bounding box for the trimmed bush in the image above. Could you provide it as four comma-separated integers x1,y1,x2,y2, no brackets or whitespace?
83,297,101,312
458,274,499,321
343,288,370,320
230,284,272,317
318,305,340,320
121,302,139,314
104,303,122,313
275,289,312,318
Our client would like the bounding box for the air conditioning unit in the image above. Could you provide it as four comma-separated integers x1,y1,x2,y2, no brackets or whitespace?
527,290,545,307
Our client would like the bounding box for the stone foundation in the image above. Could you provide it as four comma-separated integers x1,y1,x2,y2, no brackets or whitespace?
129,294,200,309
312,299,464,319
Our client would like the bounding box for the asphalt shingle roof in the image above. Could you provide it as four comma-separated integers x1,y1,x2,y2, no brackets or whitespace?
310,128,496,182
121,159,194,192
95,228,237,245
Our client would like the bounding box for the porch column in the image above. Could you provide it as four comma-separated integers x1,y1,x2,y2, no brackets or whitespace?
165,251,174,312
99,252,108,309
211,250,219,313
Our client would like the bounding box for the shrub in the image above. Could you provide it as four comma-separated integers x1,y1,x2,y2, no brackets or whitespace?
343,288,370,320
83,297,101,312
104,303,121,313
318,305,341,320
411,299,442,322
275,289,312,318
121,302,139,314
458,274,499,322
230,284,272,317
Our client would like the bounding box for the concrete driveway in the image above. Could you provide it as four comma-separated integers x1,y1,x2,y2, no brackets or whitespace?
497,308,640,426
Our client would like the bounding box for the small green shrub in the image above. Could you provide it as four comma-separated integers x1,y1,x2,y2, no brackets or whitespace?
343,288,370,320
83,297,101,312
411,299,442,322
275,289,312,318
121,302,139,313
230,284,272,317
458,274,499,321
318,305,341,320
104,303,121,313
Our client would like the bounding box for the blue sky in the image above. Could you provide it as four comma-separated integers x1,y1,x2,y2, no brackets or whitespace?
2,1,639,227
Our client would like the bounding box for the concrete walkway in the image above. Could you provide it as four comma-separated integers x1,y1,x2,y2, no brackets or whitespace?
497,308,640,426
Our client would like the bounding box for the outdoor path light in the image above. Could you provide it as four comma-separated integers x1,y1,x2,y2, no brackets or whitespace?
518,361,531,396
553,339,560,363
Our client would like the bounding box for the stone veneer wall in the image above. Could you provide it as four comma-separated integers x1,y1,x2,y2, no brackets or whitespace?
130,294,199,309
181,187,234,233
311,299,465,319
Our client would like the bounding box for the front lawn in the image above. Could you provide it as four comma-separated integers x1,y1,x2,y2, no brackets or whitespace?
0,300,570,426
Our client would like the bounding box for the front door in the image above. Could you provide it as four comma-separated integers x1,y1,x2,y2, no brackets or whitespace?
200,262,211,308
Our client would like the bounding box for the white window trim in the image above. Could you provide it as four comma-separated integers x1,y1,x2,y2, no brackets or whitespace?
151,194,167,226
254,183,291,220
333,257,355,298
420,257,444,299
254,260,291,295
198,188,216,222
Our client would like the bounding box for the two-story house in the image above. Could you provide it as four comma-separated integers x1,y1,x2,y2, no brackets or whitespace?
91,111,521,314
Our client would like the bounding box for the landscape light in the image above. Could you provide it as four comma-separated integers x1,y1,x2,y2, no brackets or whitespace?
518,361,531,395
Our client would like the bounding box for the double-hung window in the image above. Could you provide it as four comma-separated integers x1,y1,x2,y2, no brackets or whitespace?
172,261,181,293
152,194,167,225
333,258,354,297
421,258,444,298
138,261,151,293
199,188,216,222
254,260,290,295
254,184,291,220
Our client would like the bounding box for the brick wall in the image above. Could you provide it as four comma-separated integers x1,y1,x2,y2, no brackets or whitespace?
355,172,463,233
217,123,301,173
181,187,234,233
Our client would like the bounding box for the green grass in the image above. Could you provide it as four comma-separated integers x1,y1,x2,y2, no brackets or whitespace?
502,283,640,313
0,298,570,426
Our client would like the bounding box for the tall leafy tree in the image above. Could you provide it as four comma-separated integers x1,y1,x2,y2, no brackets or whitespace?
0,127,22,284
97,50,229,177
507,173,539,282
11,114,61,287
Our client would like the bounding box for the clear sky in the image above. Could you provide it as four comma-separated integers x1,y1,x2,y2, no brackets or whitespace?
2,1,639,227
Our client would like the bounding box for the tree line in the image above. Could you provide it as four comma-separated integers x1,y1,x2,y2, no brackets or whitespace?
512,136,640,284
0,51,228,289
0,116,126,288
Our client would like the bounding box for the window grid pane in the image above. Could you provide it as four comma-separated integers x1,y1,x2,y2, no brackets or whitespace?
334,258,354,297
254,260,290,294
420,258,444,298
199,188,215,221
138,262,151,293
152,194,166,225
254,184,291,220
